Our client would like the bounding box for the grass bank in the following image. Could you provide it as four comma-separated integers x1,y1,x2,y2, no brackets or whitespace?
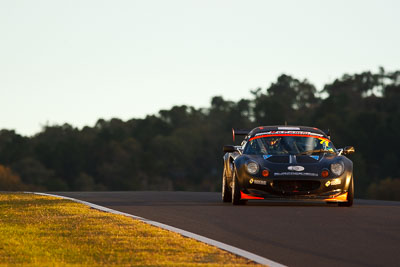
0,193,261,266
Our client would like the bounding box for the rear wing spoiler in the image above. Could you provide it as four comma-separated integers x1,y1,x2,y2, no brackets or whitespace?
232,128,251,142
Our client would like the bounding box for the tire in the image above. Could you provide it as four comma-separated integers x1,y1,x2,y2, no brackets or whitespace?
339,176,354,207
222,168,232,202
231,168,246,205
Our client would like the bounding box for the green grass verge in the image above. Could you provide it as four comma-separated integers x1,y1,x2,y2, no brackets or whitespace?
0,193,262,266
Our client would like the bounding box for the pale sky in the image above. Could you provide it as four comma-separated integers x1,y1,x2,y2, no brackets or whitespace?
1,0,399,136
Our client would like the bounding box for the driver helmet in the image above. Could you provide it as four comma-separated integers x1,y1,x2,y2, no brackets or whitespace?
268,137,281,147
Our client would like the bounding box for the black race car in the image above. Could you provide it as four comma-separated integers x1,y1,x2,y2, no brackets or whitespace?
222,126,355,206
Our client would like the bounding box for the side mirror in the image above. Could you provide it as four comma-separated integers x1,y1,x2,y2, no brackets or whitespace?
223,145,236,153
343,146,355,155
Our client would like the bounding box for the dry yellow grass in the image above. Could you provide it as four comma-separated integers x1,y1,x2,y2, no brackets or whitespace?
0,193,263,266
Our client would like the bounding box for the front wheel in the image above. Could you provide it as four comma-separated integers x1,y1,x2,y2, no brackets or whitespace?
339,176,354,207
232,168,246,205
222,168,232,202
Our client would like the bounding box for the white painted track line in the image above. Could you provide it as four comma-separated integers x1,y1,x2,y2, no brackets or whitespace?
30,192,286,267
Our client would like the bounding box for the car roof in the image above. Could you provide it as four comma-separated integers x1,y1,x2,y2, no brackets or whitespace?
247,125,329,139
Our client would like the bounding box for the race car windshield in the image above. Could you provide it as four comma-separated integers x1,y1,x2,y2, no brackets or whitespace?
243,135,336,156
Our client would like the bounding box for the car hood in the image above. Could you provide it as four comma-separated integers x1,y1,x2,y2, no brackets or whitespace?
238,153,344,175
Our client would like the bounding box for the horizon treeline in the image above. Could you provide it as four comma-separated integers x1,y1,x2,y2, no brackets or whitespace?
1,68,399,200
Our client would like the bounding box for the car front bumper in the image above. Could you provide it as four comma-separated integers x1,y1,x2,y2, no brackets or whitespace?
237,170,352,202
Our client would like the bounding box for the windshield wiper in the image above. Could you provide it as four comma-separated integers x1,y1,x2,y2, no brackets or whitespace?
296,149,335,156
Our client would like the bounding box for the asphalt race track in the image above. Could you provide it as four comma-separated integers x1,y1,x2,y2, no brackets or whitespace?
52,191,400,267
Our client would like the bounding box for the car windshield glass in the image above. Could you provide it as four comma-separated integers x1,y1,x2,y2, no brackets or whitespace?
243,134,336,155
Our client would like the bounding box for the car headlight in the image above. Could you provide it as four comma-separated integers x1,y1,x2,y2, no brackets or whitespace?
330,162,344,176
246,162,259,174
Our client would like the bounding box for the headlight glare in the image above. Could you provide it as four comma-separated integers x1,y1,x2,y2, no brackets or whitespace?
330,162,344,176
246,162,259,174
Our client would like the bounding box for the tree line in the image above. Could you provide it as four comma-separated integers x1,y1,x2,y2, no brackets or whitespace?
1,68,399,200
